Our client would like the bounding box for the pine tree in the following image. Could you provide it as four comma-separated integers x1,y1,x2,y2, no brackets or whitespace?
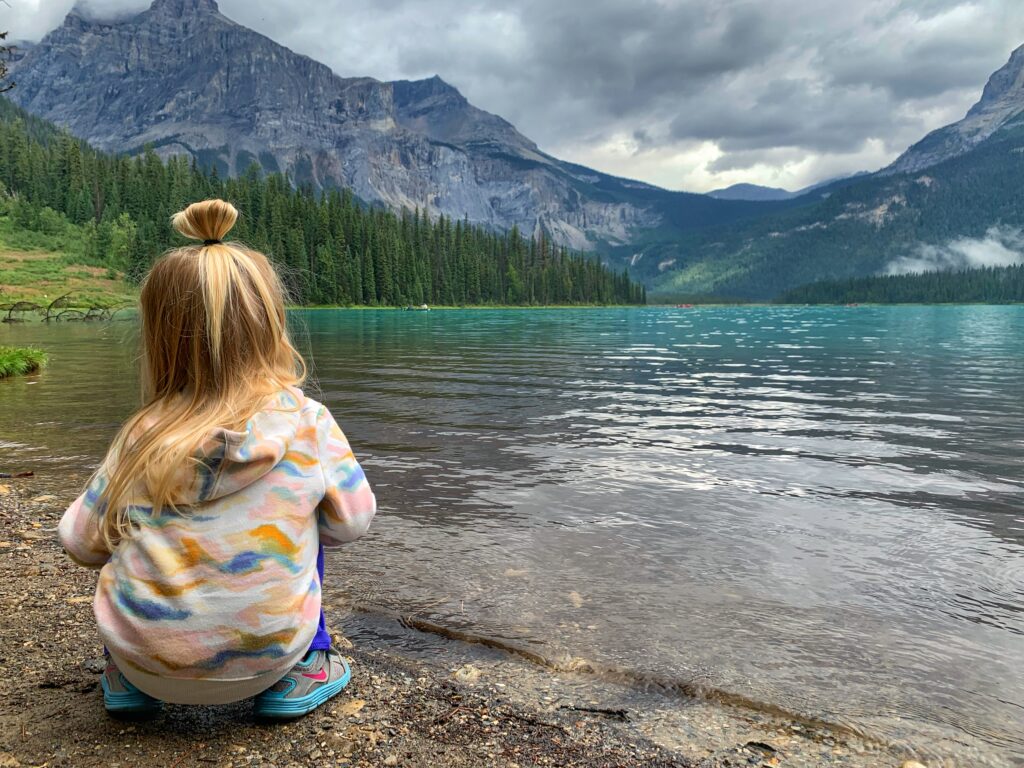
0,97,646,307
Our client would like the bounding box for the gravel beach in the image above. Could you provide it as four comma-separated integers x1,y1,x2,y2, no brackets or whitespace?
0,480,918,768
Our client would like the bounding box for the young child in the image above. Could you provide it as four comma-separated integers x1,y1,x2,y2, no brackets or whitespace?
58,199,376,718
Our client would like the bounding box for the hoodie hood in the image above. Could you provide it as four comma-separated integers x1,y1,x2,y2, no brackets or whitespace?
171,387,307,505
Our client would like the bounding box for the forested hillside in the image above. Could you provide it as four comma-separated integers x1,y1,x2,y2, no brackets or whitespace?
643,42,1024,301
648,118,1024,300
0,99,644,306
778,265,1024,304
8,0,794,268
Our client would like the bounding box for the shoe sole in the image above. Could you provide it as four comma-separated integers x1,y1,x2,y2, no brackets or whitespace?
253,664,352,719
101,676,162,716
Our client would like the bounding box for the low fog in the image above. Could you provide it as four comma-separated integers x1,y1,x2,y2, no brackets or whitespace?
885,225,1024,274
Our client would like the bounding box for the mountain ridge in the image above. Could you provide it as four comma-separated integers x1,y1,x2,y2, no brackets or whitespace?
651,72,1024,298
9,0,793,265
885,43,1024,174
707,183,796,202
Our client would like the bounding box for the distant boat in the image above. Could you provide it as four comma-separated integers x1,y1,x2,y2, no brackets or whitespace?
675,303,694,308
404,304,430,311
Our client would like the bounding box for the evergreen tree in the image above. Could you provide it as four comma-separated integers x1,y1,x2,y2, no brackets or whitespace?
0,97,645,307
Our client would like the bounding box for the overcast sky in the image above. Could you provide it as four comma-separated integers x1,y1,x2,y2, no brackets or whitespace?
7,0,1024,192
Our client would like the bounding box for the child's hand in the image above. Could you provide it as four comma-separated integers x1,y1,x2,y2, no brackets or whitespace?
316,408,377,547
58,474,113,568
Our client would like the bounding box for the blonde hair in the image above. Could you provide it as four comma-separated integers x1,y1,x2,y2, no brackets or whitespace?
97,199,306,547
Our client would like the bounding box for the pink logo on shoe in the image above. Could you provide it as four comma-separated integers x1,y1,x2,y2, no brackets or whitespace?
301,668,328,681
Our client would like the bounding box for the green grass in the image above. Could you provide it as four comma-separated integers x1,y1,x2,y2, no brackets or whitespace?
0,214,137,309
0,346,46,378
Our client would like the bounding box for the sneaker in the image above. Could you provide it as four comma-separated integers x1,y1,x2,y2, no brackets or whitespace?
252,648,351,719
101,660,162,717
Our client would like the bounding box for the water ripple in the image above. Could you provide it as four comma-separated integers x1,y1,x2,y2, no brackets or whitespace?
2,306,1022,764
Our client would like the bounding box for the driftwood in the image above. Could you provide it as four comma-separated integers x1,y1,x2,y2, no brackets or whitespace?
0,291,129,322
38,293,131,322
43,292,75,321
2,300,41,322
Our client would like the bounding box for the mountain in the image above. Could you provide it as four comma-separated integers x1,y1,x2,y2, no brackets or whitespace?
706,173,872,202
707,183,796,201
8,0,791,263
885,45,1024,174
0,97,645,307
649,43,1024,299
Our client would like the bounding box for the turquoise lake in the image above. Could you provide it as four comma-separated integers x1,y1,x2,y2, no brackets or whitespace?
1,306,1022,764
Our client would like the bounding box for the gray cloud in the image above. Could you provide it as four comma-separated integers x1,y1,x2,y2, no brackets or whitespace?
5,0,1024,192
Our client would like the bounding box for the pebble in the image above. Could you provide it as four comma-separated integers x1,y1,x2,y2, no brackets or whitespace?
454,664,482,683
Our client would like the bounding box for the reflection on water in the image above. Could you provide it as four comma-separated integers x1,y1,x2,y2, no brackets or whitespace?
2,306,1022,765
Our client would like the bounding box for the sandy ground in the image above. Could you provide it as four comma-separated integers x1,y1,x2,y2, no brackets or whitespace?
0,480,920,768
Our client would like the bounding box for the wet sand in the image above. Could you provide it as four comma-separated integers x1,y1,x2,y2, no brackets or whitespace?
0,481,921,767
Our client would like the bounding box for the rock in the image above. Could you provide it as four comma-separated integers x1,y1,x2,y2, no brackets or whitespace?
887,46,1024,173
568,591,585,608
31,494,57,503
82,657,106,674
336,699,366,717
331,633,354,650
899,762,928,768
454,664,482,683
383,756,399,766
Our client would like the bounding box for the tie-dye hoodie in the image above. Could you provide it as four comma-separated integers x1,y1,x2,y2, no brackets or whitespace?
58,387,376,681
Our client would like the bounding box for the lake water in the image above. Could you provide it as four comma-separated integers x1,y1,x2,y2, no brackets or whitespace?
2,306,1022,764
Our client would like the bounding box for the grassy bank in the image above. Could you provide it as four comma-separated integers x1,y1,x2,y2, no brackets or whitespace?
0,346,45,378
0,214,137,308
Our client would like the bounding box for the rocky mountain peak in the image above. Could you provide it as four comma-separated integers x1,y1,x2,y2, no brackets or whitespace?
148,0,221,15
62,4,97,29
9,0,693,261
886,42,1024,174
967,43,1024,118
394,75,464,102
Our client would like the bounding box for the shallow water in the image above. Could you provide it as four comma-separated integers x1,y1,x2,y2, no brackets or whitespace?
2,306,1022,764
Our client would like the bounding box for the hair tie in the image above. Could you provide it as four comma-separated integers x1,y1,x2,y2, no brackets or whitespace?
203,239,221,246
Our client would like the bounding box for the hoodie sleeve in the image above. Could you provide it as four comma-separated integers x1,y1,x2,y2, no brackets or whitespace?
316,406,377,547
58,470,113,569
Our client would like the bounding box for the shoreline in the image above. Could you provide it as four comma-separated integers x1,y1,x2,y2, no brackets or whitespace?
0,480,920,767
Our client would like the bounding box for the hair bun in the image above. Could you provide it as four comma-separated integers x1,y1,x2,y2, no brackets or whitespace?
171,199,238,244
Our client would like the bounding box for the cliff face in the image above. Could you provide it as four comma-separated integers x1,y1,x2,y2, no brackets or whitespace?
11,0,684,250
886,44,1024,174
